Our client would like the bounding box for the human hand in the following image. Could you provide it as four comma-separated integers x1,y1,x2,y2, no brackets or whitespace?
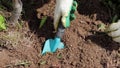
106,20,120,43
54,0,77,31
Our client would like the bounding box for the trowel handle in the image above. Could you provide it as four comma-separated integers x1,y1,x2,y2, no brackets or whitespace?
56,23,65,38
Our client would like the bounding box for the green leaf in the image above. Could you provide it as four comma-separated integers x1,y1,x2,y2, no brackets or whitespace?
112,15,118,23
98,23,106,31
0,14,6,30
57,53,62,59
39,16,47,29
40,60,46,65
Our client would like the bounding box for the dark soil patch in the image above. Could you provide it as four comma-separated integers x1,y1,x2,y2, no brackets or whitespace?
0,0,120,68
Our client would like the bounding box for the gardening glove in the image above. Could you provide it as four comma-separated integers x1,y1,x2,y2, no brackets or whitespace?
106,20,120,43
54,0,77,31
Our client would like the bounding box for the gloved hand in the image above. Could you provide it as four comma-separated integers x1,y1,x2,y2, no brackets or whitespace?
106,20,120,43
54,0,77,31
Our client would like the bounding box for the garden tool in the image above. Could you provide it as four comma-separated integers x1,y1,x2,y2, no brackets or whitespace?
42,0,77,55
42,23,65,55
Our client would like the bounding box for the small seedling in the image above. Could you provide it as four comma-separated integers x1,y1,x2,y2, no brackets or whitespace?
57,53,62,59
16,21,23,29
97,23,106,31
112,15,118,23
39,60,46,65
39,16,47,29
15,60,31,67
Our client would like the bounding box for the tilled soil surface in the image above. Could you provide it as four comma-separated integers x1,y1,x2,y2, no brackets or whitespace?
0,0,120,68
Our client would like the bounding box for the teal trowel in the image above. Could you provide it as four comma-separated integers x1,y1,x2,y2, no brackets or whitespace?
42,24,65,55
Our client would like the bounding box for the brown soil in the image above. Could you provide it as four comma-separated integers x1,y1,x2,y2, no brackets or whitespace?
0,0,120,68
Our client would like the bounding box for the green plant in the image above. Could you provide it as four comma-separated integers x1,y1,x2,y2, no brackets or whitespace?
38,60,46,65
57,53,62,59
97,23,106,31
0,14,6,30
102,0,120,22
15,60,31,67
0,0,13,10
39,16,47,29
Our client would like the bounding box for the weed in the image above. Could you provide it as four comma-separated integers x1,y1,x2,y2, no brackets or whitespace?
0,14,6,30
15,60,31,67
97,23,106,31
57,53,62,59
102,0,120,22
38,60,46,65
0,31,21,47
39,16,47,29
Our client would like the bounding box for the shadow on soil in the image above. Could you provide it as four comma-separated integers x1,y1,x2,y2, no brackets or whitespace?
85,31,120,51
76,0,120,50
22,0,55,39
76,0,110,23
